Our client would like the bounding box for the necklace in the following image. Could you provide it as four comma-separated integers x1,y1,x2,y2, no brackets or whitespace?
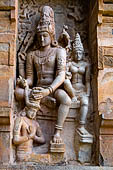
35,48,54,65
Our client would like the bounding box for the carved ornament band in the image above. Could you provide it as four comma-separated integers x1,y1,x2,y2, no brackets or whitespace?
55,124,63,130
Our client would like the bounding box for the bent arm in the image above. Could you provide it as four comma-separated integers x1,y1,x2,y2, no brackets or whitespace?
85,64,90,96
50,48,66,92
13,117,28,145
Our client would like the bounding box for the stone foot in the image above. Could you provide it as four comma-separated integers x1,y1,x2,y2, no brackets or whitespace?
50,130,65,153
53,131,62,144
72,96,77,102
77,126,90,136
77,125,93,143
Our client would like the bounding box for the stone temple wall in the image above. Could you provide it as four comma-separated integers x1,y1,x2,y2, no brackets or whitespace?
97,0,113,166
0,0,113,168
0,0,17,163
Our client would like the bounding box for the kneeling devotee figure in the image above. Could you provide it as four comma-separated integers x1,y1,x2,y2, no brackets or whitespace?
13,78,45,161
15,6,71,148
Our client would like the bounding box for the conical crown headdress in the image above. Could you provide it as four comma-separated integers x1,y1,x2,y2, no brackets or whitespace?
73,33,84,52
37,6,57,46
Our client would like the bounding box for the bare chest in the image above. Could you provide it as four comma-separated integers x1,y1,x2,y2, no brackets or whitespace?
33,49,56,71
70,62,86,75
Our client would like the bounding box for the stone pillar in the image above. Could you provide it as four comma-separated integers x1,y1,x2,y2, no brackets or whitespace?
89,0,99,164
97,0,113,166
0,0,17,163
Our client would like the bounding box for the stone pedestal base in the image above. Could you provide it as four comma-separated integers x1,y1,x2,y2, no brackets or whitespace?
50,141,65,153
77,143,92,163
1,165,113,170
76,129,93,163
100,115,113,166
76,129,93,143
16,153,65,164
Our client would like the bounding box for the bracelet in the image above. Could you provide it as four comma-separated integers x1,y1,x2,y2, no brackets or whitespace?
47,86,54,94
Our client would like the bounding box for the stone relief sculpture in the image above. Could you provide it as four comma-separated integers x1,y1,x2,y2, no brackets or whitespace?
13,77,45,161
64,33,93,142
15,5,71,153
14,4,93,162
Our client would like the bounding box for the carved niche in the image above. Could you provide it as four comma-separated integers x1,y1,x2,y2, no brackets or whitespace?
13,0,94,164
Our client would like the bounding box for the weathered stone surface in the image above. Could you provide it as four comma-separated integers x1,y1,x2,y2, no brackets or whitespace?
0,108,11,125
100,135,113,166
1,165,113,170
0,66,14,107
0,0,15,10
0,43,9,52
104,4,113,16
0,52,8,65
0,132,10,163
104,0,113,2
0,11,10,19
103,16,113,23
0,34,16,66
98,1,113,163
0,0,17,165
0,20,15,33
98,68,113,104
98,24,113,38
77,143,92,163
0,43,9,65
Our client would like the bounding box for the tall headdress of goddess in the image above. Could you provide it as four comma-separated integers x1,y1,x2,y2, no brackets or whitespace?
37,6,57,46
73,33,84,52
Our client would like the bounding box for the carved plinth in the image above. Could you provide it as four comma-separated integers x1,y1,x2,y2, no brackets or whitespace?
50,141,65,153
100,113,113,166
76,129,93,163
77,143,92,163
76,129,93,144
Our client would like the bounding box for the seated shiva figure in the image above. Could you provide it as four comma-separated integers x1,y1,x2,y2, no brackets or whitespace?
15,6,71,144
64,33,90,136
13,78,45,161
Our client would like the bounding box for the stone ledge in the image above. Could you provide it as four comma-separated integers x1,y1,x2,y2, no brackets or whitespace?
0,165,113,170
0,0,15,10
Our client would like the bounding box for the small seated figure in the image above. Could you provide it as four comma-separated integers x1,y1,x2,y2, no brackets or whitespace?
64,33,92,138
13,77,45,161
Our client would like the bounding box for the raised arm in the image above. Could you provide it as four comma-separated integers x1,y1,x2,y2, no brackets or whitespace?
26,52,34,87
